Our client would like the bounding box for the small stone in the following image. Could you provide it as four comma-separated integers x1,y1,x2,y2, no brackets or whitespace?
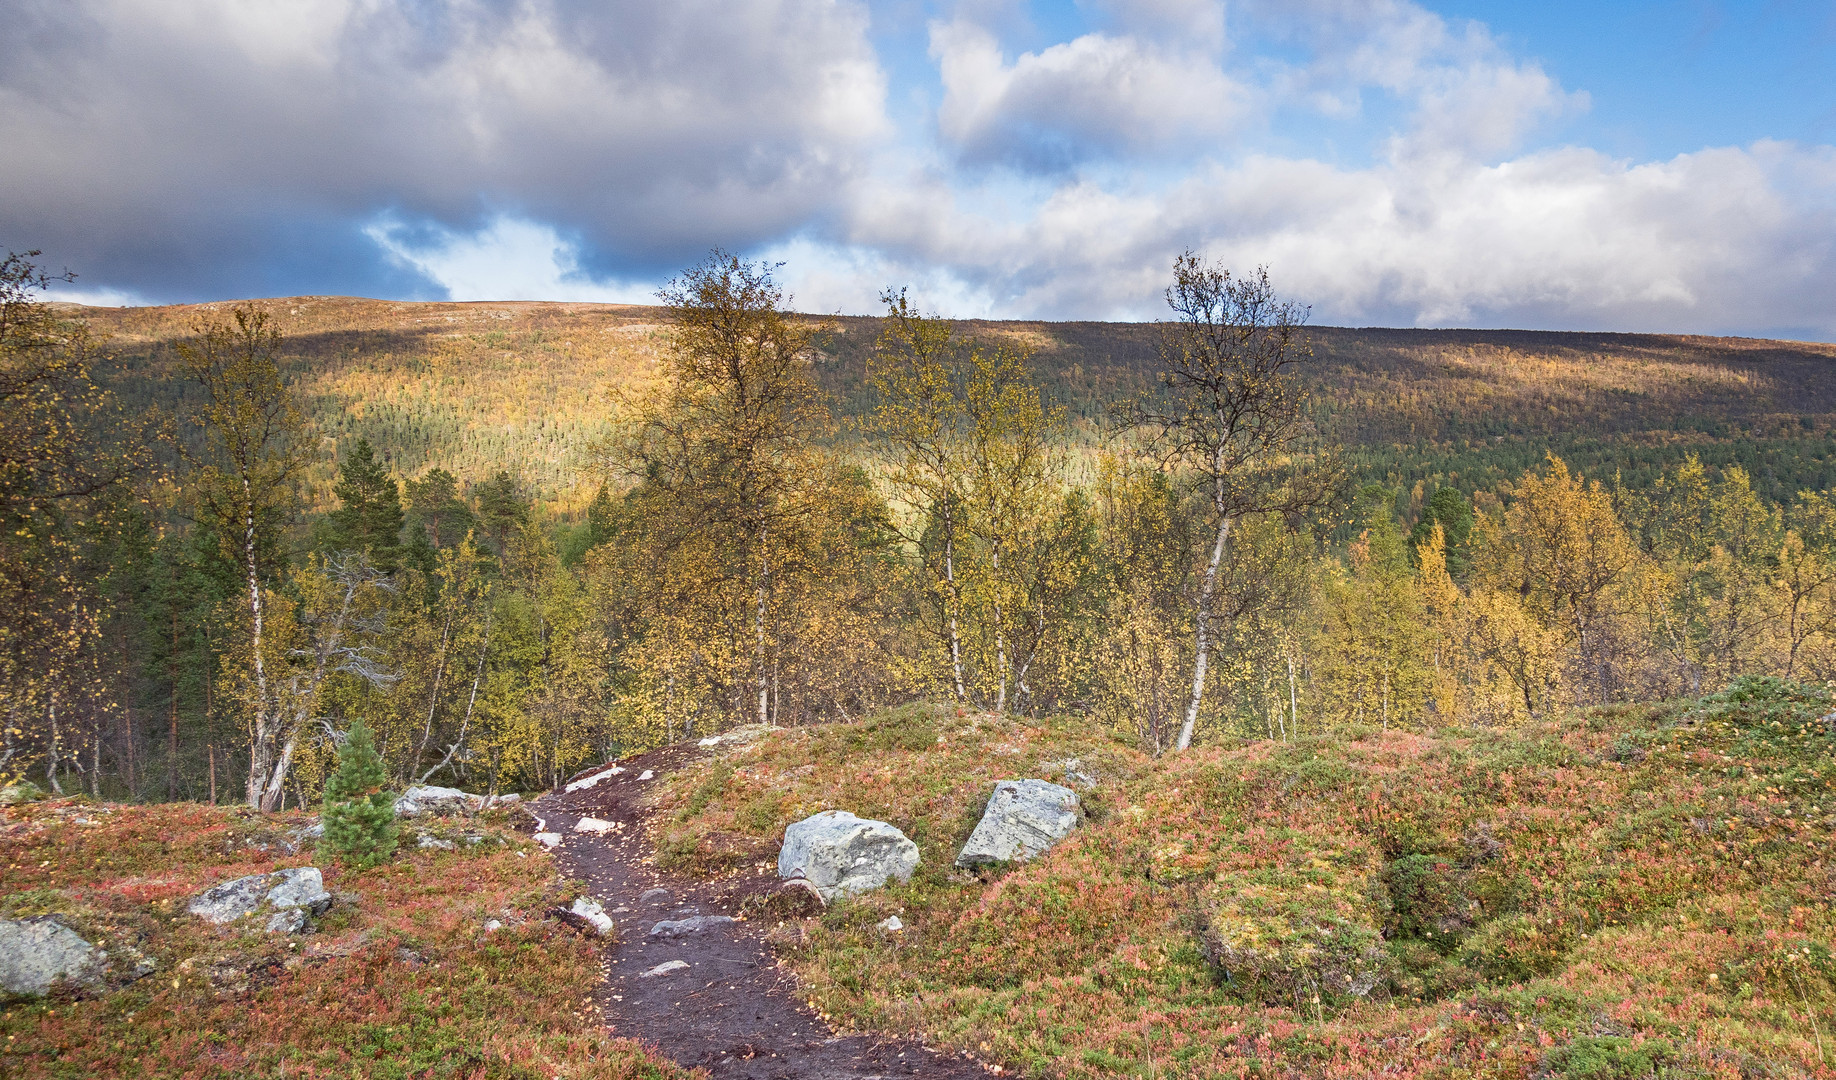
648,915,736,938
637,770,654,781
0,917,105,996
483,919,504,932
878,915,904,932
574,817,615,835
640,960,689,978
533,832,563,849
638,887,673,906
569,897,615,935
417,835,456,850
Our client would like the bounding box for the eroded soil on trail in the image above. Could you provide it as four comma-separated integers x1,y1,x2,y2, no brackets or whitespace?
534,745,985,1080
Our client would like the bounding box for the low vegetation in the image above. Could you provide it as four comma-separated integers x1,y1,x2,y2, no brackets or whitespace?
660,682,1836,1078
0,798,684,1080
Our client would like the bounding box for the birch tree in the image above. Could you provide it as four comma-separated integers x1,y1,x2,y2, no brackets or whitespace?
178,305,312,808
602,253,832,728
1123,255,1336,750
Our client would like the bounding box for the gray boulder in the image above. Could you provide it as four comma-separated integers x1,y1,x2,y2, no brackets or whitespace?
778,810,919,902
187,867,332,931
394,785,484,817
0,917,105,996
955,779,1080,868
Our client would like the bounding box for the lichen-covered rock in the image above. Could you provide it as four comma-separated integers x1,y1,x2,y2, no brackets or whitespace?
954,779,1080,868
778,810,919,901
187,867,332,931
0,917,105,996
393,785,485,817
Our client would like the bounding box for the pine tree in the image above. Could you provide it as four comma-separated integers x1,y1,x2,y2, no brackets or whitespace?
328,438,404,572
322,716,398,868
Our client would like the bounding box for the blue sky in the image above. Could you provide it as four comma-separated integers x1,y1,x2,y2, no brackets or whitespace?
3,0,1834,338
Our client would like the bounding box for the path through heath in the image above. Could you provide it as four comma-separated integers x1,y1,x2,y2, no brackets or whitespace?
533,745,986,1080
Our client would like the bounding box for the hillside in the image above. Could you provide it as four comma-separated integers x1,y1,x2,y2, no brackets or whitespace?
643,683,1836,1078
69,297,1836,509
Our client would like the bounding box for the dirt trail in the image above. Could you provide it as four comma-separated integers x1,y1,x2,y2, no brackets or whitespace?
534,744,986,1080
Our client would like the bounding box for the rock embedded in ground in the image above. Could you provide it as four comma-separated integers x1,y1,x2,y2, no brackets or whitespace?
564,766,624,793
187,867,332,930
0,917,106,996
638,887,673,907
640,959,690,978
778,810,920,901
569,897,616,935
417,834,456,850
533,831,563,849
648,915,737,938
573,817,615,834
394,785,487,817
878,915,904,932
954,779,1080,868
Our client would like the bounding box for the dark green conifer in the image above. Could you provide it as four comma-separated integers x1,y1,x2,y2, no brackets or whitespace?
328,438,405,571
321,716,398,868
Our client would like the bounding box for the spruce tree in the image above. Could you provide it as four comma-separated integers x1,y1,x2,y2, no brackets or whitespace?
322,716,398,868
329,438,405,571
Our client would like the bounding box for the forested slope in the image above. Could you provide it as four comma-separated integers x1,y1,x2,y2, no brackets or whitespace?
69,297,1836,511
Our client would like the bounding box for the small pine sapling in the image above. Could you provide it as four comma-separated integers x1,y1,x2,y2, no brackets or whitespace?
322,716,399,867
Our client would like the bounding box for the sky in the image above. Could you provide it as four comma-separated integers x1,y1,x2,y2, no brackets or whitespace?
3,0,1834,338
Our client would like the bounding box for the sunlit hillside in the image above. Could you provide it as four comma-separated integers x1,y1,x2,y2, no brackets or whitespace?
70,297,1836,511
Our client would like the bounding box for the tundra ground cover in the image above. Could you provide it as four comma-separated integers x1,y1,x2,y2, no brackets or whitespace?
659,685,1836,1077
0,800,685,1080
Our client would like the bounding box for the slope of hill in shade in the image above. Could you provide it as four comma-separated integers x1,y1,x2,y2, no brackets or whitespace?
69,296,1836,510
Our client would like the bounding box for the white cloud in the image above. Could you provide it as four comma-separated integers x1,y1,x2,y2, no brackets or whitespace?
823,138,1836,337
931,17,1246,169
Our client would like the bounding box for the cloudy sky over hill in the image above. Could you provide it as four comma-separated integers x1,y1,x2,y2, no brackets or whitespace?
4,0,1834,337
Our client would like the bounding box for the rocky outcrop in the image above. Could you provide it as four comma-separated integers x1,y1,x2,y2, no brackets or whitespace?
778,810,920,901
187,867,332,932
0,917,105,996
954,779,1080,868
393,785,483,817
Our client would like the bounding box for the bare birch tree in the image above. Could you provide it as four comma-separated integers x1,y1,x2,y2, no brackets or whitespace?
1124,255,1336,750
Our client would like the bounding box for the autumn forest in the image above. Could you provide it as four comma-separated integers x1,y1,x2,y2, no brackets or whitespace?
8,247,1836,810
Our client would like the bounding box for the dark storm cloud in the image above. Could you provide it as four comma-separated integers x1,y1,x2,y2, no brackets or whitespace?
0,0,888,300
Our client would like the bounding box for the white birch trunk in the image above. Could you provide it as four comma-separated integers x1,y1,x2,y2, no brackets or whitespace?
243,476,271,808
1177,509,1232,751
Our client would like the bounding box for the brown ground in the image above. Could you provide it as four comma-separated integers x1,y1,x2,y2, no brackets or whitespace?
533,745,987,1080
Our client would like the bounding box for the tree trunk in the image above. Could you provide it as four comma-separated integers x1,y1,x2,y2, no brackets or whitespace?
46,690,63,795
243,478,270,809
942,503,966,702
168,605,181,800
992,537,1007,713
1177,510,1233,751
755,549,770,727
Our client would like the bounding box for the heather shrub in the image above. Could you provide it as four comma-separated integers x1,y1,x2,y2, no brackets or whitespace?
1196,857,1391,1006
1539,1034,1674,1078
322,716,399,868
1456,912,1578,982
